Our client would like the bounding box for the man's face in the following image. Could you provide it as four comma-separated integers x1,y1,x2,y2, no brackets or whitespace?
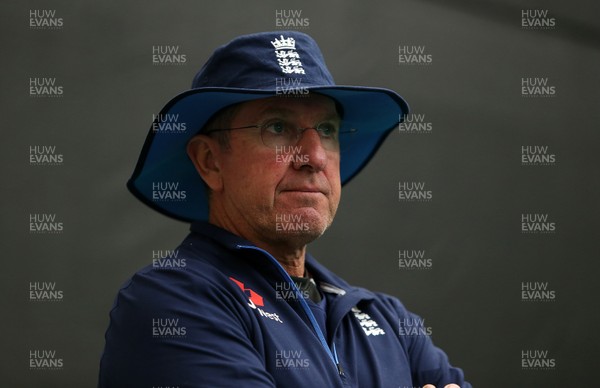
211,94,342,247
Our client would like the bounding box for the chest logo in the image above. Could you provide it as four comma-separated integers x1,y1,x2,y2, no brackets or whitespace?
352,307,385,336
230,277,283,324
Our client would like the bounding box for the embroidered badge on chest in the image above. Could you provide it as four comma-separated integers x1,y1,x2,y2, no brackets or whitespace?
352,307,386,336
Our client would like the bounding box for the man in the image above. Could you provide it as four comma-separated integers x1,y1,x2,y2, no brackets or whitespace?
99,31,470,388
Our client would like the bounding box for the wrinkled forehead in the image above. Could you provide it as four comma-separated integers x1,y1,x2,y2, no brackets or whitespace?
232,93,342,123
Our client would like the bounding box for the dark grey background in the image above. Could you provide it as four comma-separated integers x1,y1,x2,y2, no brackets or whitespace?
2,0,599,386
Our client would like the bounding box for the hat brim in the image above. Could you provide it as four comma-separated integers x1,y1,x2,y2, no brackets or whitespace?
127,86,409,222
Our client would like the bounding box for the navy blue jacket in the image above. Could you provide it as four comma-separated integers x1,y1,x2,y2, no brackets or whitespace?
99,222,470,387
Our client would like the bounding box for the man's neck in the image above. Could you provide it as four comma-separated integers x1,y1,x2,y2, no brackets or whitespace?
253,240,306,277
209,214,307,277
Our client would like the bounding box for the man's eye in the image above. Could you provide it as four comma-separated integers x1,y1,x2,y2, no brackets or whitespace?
263,121,287,135
316,122,338,137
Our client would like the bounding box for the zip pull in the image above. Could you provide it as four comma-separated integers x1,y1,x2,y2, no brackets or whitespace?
332,343,344,376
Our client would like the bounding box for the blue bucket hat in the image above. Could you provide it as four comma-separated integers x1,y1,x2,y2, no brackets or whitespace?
128,31,409,222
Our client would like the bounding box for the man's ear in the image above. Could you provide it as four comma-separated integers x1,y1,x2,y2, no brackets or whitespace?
186,135,223,192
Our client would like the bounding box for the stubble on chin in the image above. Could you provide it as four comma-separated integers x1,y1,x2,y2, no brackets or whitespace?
256,206,333,248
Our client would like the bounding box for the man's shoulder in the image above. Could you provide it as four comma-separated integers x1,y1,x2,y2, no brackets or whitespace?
110,235,250,313
368,289,414,317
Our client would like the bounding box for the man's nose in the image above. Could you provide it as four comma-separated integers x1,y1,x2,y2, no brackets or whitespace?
292,128,327,171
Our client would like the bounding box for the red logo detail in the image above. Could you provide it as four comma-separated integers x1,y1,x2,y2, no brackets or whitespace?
229,277,264,307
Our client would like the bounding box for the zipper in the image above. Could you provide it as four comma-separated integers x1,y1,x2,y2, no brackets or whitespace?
237,244,344,376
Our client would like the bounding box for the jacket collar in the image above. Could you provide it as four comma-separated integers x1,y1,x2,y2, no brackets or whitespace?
190,220,252,248
189,221,374,300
